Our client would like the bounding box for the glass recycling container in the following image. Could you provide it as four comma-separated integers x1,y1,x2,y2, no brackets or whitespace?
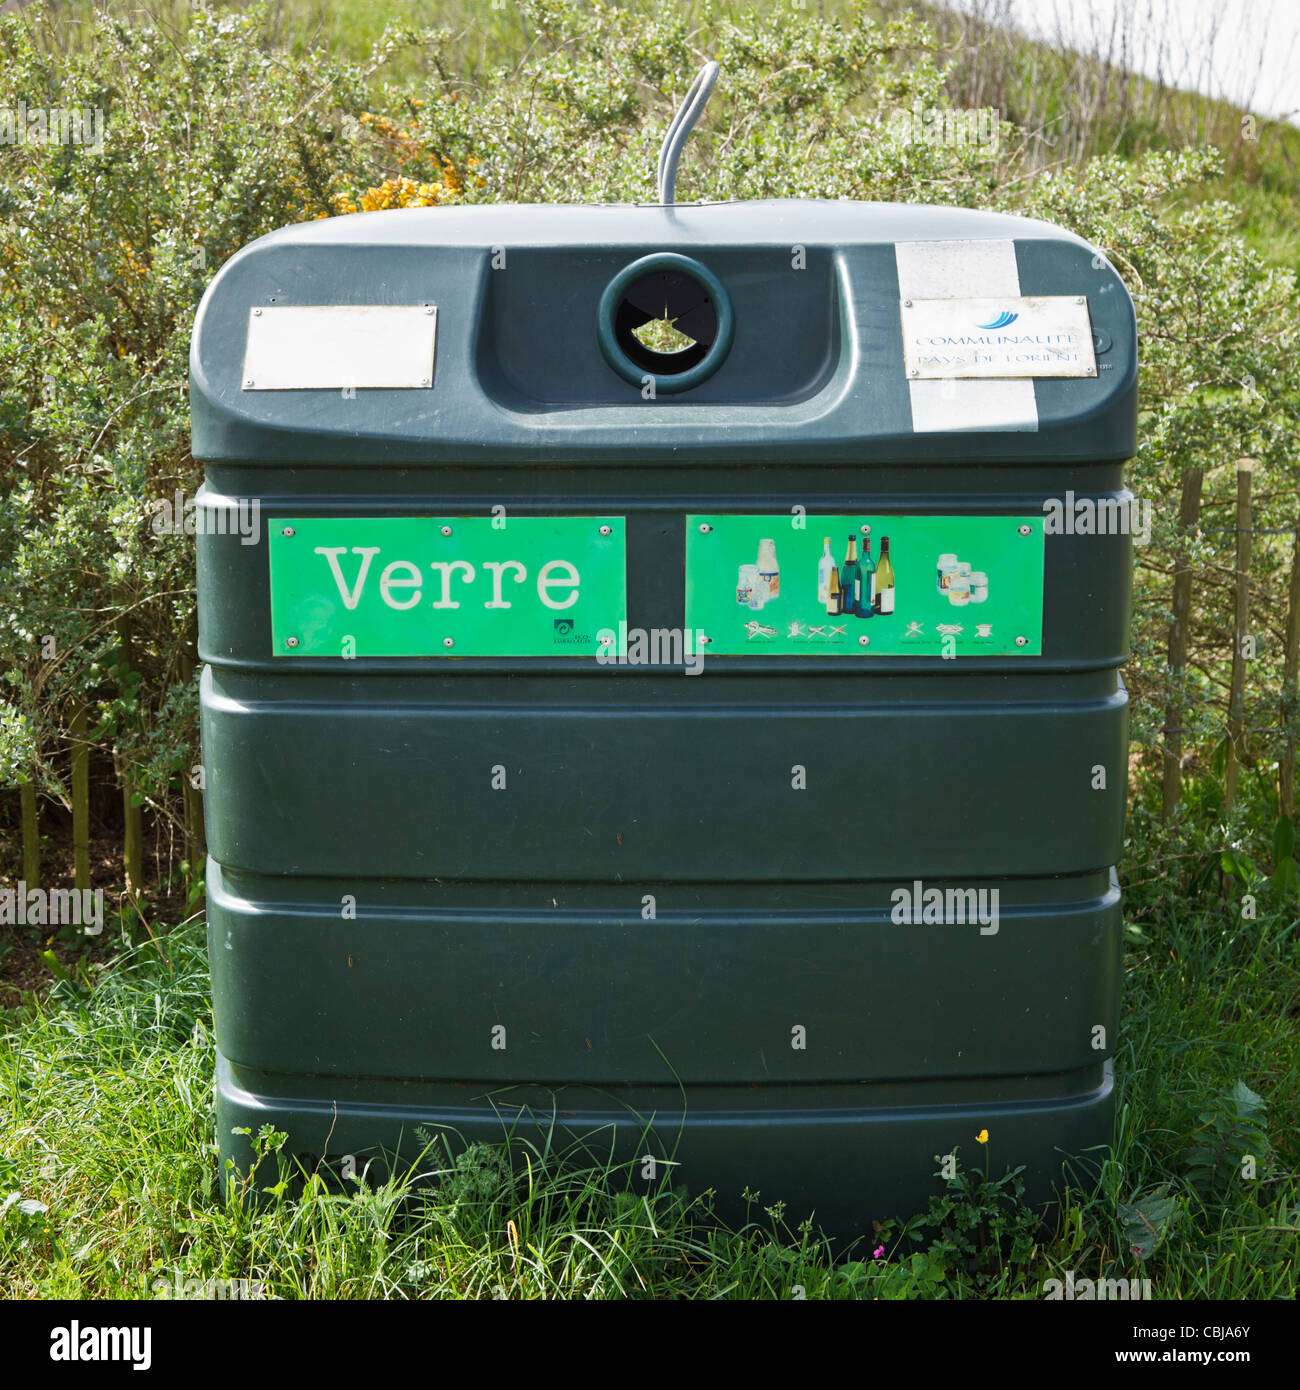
191,200,1135,1239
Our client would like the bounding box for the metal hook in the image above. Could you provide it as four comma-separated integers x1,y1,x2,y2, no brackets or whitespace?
656,61,720,205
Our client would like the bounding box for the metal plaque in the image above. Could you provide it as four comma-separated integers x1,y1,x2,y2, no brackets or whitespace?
269,516,626,657
685,514,1045,656
900,296,1096,378
242,305,437,390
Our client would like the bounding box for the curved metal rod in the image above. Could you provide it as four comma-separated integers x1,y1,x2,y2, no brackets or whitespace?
656,60,720,205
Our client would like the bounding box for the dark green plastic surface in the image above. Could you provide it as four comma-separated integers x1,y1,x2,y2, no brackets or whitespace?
192,200,1135,1242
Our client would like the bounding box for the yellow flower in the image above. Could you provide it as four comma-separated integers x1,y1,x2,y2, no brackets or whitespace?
976,1129,989,1144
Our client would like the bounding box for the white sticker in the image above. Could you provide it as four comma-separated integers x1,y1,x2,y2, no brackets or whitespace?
900,296,1096,379
241,305,437,390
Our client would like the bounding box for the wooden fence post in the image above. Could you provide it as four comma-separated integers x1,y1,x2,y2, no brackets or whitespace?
71,700,90,892
1162,465,1204,819
1224,460,1255,813
20,780,40,890
1281,523,1300,818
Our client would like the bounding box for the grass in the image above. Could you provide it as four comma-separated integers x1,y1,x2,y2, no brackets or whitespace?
3,0,1296,1301
2,854,1295,1300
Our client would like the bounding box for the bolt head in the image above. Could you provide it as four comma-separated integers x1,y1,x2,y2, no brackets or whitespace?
859,635,869,646
599,524,612,536
1018,524,1032,536
1015,635,1029,647
443,637,454,648
281,526,295,537
908,368,919,378
285,636,299,649
244,378,254,387
903,299,912,307
253,307,262,316
440,525,452,537
699,523,713,533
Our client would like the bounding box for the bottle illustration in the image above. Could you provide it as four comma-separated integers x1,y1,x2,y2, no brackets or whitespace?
817,537,834,605
875,536,896,614
736,563,763,609
860,536,877,618
827,565,842,616
840,535,862,616
757,538,780,601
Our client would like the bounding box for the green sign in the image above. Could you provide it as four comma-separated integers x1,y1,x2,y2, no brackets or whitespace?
268,516,627,657
685,514,1044,656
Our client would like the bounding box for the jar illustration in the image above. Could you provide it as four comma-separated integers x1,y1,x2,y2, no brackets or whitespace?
756,538,780,600
736,563,764,609
937,553,959,591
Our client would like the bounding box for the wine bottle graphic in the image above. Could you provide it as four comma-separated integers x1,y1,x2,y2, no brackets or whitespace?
840,535,862,616
827,565,842,615
875,536,895,614
817,537,833,605
860,536,877,618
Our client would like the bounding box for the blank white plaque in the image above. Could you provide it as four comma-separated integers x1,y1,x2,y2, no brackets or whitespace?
241,305,437,390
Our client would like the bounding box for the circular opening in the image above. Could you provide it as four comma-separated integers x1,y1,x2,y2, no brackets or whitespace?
598,253,733,394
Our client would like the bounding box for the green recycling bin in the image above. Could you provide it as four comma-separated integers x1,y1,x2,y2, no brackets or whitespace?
191,196,1135,1240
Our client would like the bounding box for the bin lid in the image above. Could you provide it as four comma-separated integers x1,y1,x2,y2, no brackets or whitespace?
190,199,1136,466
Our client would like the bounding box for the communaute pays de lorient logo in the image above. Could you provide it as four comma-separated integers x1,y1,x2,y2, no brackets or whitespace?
976,310,1019,330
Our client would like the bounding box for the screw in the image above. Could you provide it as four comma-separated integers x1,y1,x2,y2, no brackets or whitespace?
860,524,871,535
443,637,454,648
908,368,919,378
245,378,254,387
1015,635,1029,647
1075,296,1085,305
420,377,431,387
281,526,295,537
903,299,912,307
599,524,612,536
440,525,452,537
699,523,713,533
699,635,711,645
859,635,870,647
1086,366,1096,375
598,634,613,646
253,308,262,317
424,306,435,315
285,637,299,649
1018,524,1032,536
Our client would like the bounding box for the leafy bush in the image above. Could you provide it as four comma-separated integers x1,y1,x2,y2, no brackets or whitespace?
0,0,1295,970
